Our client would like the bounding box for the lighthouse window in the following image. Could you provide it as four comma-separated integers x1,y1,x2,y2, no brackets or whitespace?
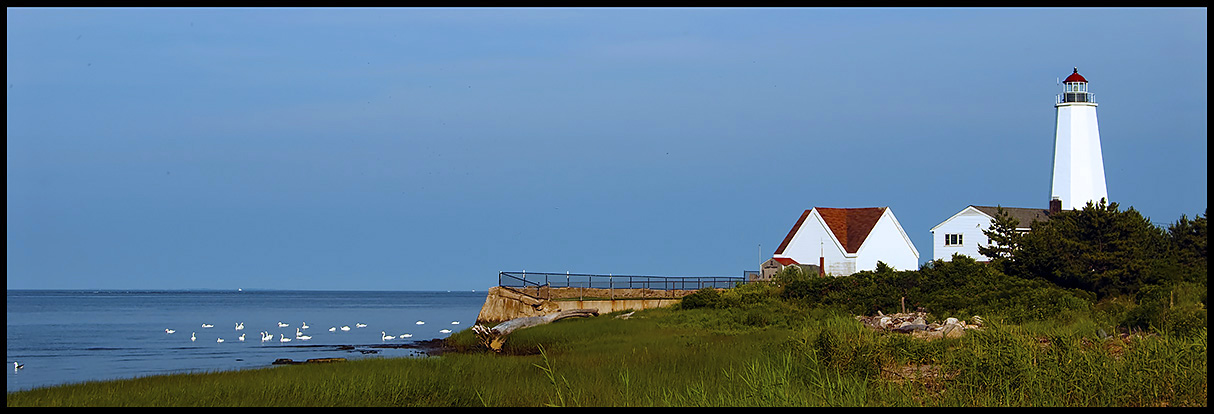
945,234,963,246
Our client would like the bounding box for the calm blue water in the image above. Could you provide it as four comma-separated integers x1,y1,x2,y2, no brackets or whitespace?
6,289,488,392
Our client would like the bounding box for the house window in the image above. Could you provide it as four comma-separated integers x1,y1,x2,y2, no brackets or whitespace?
945,234,963,246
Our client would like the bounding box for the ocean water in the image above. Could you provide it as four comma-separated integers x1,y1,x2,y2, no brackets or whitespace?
6,289,488,392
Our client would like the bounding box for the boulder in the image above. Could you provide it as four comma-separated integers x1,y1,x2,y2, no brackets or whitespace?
855,311,982,340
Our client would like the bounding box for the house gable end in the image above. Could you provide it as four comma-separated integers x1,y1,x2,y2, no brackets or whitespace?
930,206,991,232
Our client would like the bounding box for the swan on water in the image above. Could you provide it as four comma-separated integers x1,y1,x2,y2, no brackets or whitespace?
400,333,413,338
235,322,244,331
280,334,291,343
340,326,351,331
381,331,395,341
238,333,246,342
261,332,272,343
301,322,310,330
356,323,367,328
278,322,289,328
298,334,311,341
165,329,175,334
439,329,451,334
217,337,225,343
415,321,425,325
201,323,214,328
191,332,196,342
451,321,460,325
296,328,303,337
328,327,337,332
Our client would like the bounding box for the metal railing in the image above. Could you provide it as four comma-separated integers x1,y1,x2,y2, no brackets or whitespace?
1057,92,1096,104
498,271,746,300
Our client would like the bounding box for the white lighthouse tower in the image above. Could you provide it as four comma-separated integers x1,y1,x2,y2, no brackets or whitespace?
1050,67,1108,210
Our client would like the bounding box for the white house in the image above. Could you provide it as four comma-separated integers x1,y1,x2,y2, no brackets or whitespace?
771,207,920,276
929,205,1053,262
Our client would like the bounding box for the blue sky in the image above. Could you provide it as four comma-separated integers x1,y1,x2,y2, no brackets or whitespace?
7,8,1207,291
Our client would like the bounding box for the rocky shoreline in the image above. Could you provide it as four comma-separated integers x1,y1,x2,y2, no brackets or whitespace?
267,338,453,366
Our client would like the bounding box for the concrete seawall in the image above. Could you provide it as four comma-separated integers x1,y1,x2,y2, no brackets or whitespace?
475,286,699,325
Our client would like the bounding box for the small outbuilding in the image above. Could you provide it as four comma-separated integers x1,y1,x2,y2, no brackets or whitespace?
757,257,821,281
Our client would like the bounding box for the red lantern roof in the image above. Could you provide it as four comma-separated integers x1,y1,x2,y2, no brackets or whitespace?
1064,67,1088,83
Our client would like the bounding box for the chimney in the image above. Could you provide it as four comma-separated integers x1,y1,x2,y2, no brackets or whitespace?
1049,197,1062,214
819,256,825,277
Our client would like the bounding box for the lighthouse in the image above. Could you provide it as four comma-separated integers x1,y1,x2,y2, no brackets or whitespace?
1050,67,1108,210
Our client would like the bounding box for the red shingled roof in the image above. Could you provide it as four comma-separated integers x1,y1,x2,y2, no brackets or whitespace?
773,257,799,266
1064,68,1087,83
774,207,887,255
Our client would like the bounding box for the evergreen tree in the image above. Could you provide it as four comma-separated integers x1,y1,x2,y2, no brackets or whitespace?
1167,209,1208,285
978,206,1024,265
1014,199,1169,299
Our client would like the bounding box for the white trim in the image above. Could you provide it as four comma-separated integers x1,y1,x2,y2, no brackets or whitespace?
808,208,854,258
930,206,990,232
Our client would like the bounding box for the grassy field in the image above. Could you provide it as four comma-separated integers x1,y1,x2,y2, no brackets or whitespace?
6,301,1207,407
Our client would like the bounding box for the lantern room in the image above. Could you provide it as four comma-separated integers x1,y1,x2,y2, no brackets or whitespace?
1058,67,1096,104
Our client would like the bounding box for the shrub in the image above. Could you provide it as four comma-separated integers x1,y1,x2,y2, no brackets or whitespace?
679,288,724,310
1163,304,1208,339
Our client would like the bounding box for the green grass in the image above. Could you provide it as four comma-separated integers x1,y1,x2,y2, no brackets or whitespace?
7,306,1207,407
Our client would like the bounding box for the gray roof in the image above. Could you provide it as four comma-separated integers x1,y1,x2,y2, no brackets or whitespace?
971,206,1052,229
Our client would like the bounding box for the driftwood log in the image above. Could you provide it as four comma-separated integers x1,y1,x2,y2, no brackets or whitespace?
473,308,598,352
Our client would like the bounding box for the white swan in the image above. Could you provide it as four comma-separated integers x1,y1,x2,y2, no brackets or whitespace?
340,325,351,331
201,323,214,328
415,321,425,325
216,337,225,343
328,327,337,332
356,323,367,328
451,321,460,325
278,322,289,328
239,333,246,342
191,332,196,342
298,334,311,341
260,332,272,343
235,322,244,331
439,329,451,334
301,322,309,330
400,333,413,338
279,334,291,343
381,331,395,341
296,328,303,337
165,329,175,334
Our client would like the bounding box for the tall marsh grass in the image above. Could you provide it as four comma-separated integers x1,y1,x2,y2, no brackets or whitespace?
8,307,1206,407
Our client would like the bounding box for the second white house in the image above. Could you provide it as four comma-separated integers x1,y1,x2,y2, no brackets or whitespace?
929,205,1053,262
